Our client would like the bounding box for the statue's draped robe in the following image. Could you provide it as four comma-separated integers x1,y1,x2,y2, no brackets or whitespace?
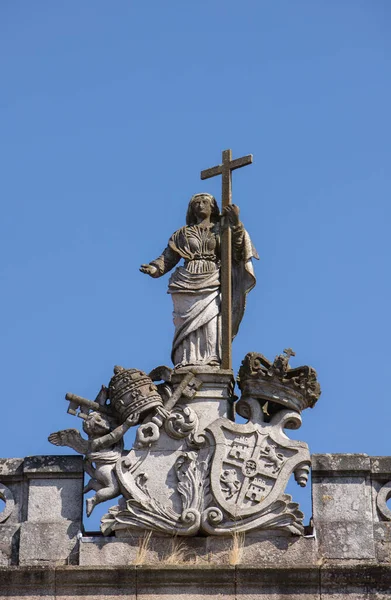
151,222,258,367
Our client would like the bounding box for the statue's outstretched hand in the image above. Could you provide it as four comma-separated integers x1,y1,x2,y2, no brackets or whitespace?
125,412,140,427
223,204,241,227
140,264,158,277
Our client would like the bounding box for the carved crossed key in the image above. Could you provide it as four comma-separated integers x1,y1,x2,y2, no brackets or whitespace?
201,149,253,371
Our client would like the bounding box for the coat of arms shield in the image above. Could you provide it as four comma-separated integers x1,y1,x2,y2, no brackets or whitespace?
203,407,311,533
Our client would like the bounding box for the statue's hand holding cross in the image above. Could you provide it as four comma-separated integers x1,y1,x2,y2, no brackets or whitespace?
222,204,241,228
201,149,253,371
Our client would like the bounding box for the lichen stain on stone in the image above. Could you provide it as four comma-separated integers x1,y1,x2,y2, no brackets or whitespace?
322,495,333,503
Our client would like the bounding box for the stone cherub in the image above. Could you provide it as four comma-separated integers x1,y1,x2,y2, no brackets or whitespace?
49,410,137,516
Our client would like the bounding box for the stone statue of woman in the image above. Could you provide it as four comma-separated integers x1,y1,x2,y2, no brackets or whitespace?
140,193,258,370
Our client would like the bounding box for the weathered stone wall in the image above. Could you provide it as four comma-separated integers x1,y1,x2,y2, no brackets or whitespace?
1,453,391,598
0,455,83,568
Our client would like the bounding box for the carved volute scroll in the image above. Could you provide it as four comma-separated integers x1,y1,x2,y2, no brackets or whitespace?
0,483,15,524
377,481,391,521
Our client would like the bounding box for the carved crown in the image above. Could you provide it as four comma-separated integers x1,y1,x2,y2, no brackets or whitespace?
237,350,321,414
109,366,162,423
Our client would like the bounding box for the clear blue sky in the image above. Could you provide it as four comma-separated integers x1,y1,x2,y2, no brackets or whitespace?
1,1,390,529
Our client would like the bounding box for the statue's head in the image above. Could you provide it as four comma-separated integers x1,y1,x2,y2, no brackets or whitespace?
186,193,220,225
83,411,113,438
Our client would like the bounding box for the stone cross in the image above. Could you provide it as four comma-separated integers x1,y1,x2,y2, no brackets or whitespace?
200,149,253,371
283,348,296,359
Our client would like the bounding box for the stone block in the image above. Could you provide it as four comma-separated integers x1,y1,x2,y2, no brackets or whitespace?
79,533,317,568
235,566,320,599
80,536,138,566
0,455,84,567
55,589,131,600
312,453,371,476
80,535,210,566
245,535,317,567
204,536,232,565
320,564,391,599
27,478,83,523
313,476,372,522
370,456,391,477
0,566,56,599
19,521,80,565
23,455,83,475
0,459,24,478
374,522,391,563
136,565,235,599
312,468,375,559
0,565,135,598
55,566,136,599
0,524,19,566
171,370,234,431
316,520,375,560
207,532,317,566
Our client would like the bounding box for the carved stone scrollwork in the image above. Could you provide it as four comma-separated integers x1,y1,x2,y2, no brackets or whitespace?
101,450,204,536
165,407,198,440
201,494,305,536
0,483,15,524
136,422,161,446
376,481,391,521
294,463,311,487
50,350,319,537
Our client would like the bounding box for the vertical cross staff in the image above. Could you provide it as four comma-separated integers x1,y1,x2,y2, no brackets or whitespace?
200,149,253,371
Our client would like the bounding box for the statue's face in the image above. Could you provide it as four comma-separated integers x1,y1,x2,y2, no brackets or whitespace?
83,412,111,437
192,195,212,220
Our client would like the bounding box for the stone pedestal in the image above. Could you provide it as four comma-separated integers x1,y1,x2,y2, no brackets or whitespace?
79,530,317,566
0,459,23,567
0,456,84,568
312,453,375,560
170,369,235,427
110,370,235,527
19,456,84,566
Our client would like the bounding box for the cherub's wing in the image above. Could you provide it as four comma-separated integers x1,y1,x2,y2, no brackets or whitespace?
149,365,172,383
48,429,88,455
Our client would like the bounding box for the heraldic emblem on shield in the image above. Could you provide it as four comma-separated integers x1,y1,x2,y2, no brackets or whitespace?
200,350,320,536
202,404,311,535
